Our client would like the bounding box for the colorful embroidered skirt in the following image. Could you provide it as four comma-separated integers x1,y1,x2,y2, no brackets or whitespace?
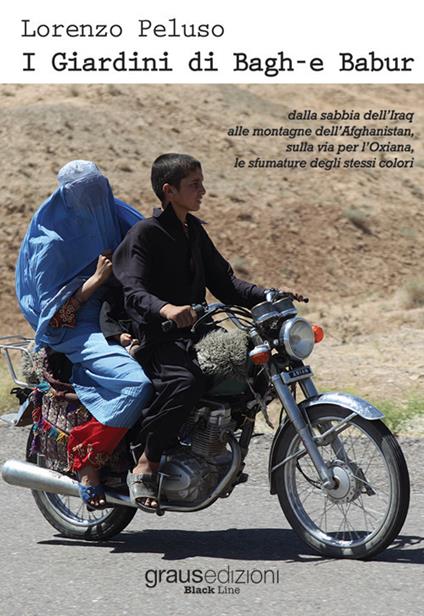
30,360,133,473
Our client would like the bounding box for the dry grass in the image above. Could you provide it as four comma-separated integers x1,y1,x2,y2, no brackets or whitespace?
402,279,424,309
0,362,20,414
255,393,424,436
232,256,251,277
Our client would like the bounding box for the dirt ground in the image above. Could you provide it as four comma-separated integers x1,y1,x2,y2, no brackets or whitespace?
0,84,423,416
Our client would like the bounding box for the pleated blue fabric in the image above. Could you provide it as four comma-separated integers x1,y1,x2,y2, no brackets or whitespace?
16,161,152,427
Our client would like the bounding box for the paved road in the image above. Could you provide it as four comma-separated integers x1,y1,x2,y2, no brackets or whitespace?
0,422,422,616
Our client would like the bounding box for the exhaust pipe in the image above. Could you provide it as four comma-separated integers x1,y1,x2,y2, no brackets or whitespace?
1,459,135,508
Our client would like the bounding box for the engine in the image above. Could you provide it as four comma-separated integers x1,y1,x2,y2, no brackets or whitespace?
159,402,234,503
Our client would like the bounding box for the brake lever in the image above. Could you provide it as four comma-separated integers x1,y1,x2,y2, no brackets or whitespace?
190,304,219,333
270,289,309,304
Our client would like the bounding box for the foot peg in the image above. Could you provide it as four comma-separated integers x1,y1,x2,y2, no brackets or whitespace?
234,471,249,485
220,471,249,498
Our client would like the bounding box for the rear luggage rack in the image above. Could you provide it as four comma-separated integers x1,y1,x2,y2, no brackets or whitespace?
0,336,36,387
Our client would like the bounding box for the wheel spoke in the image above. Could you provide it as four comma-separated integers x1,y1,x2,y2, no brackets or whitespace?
361,447,380,476
74,500,85,518
296,486,316,506
306,500,337,518
335,502,364,540
278,407,405,554
349,472,389,501
350,497,385,521
318,495,328,532
42,492,114,527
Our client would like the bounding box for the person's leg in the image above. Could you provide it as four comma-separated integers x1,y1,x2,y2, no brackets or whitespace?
78,465,106,509
64,331,153,428
67,417,128,508
137,339,205,463
129,340,205,508
51,300,153,506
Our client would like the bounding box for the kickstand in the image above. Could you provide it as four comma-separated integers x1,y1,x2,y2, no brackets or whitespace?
155,471,171,516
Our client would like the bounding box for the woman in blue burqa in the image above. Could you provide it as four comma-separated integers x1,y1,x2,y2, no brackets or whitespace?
16,160,152,508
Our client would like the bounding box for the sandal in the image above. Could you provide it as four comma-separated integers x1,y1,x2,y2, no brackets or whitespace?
127,471,158,513
78,483,107,511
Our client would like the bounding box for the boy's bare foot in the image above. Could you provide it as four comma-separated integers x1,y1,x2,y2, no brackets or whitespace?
140,497,159,510
132,452,160,477
128,453,160,510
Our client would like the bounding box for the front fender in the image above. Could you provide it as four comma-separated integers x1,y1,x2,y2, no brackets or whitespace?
268,392,384,494
300,392,384,421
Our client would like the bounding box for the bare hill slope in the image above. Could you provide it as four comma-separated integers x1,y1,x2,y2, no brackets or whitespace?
0,84,423,407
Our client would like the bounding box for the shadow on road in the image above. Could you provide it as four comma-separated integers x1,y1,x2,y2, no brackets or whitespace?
373,535,424,564
38,528,424,563
39,528,321,561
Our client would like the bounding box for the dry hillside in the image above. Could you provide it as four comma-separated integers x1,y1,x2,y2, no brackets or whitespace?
0,84,423,410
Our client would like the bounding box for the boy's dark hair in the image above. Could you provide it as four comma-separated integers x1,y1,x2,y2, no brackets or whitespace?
151,153,202,205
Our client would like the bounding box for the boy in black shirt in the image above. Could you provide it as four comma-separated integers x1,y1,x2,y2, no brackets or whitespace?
113,153,266,509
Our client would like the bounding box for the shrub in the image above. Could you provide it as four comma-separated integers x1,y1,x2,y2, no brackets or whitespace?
343,207,372,234
402,279,424,309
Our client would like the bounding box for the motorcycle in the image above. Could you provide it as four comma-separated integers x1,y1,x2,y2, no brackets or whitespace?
1,291,410,559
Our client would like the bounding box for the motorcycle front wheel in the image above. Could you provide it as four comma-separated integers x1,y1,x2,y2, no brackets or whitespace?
27,435,136,541
274,405,410,559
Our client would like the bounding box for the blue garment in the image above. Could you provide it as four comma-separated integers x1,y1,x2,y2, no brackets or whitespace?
16,172,143,348
16,166,152,427
52,292,152,427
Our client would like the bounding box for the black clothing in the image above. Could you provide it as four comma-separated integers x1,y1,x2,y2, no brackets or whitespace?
137,339,206,462
111,204,265,460
100,294,135,341
112,205,265,348
100,290,211,462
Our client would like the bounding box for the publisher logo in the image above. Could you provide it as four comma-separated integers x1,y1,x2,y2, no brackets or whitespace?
144,566,280,595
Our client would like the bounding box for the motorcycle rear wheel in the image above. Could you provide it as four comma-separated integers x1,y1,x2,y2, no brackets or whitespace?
274,405,410,559
31,490,136,541
27,435,136,541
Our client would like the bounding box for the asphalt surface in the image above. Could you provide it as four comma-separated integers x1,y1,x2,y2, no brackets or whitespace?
0,421,422,616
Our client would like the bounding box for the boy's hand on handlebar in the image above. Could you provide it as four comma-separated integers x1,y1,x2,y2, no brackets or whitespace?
160,304,197,328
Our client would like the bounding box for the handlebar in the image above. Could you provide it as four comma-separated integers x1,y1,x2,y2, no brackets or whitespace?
265,288,309,304
160,291,308,333
161,303,207,333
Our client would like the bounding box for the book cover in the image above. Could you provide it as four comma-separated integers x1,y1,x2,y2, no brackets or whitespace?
0,2,422,615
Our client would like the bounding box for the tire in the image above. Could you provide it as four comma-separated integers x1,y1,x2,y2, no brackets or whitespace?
30,490,136,541
274,405,410,559
26,434,136,541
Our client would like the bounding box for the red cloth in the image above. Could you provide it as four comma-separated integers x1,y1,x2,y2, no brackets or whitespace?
67,417,127,471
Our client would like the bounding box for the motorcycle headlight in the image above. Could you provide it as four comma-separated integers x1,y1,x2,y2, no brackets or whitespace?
279,317,315,360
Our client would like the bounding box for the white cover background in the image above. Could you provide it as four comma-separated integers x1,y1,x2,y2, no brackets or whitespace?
0,0,422,83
